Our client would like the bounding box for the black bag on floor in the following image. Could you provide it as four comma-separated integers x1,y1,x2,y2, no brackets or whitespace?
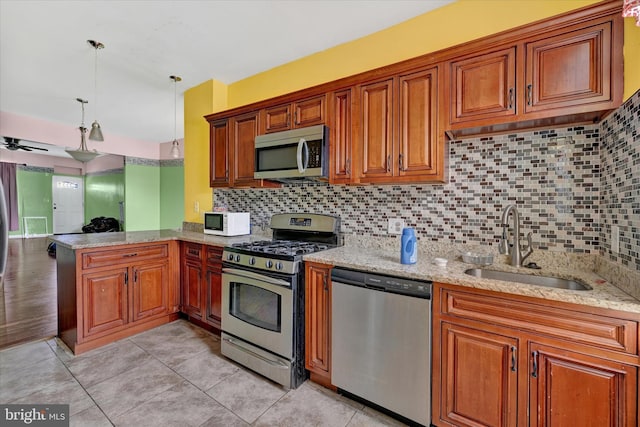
47,242,56,257
82,217,120,233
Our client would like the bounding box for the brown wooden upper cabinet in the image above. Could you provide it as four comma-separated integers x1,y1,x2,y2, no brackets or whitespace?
524,20,615,113
448,47,517,125
328,88,354,184
209,112,279,188
355,66,443,184
206,1,622,187
263,95,326,133
446,11,622,137
209,119,230,187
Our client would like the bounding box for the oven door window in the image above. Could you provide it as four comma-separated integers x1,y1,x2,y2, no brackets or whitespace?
229,282,281,332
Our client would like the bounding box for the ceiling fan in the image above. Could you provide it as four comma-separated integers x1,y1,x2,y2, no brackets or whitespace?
2,137,48,152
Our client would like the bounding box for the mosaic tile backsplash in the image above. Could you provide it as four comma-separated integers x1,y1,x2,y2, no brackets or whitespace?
599,90,640,271
214,90,640,272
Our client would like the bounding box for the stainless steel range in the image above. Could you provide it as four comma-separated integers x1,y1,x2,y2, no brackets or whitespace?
221,213,340,389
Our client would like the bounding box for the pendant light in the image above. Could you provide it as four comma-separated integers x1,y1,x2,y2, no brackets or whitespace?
88,40,105,141
169,75,182,159
66,98,99,162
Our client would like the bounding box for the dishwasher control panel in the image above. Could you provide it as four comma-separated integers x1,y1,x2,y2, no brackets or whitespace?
331,268,431,299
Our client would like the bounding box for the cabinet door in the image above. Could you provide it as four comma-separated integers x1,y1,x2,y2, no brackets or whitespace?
205,246,223,328
525,22,613,113
230,111,260,186
294,96,325,128
182,258,204,320
449,47,516,124
530,343,638,427
358,79,394,181
210,119,230,187
329,89,353,184
439,322,519,427
305,262,332,388
82,268,128,337
131,262,168,322
264,104,291,133
399,67,439,177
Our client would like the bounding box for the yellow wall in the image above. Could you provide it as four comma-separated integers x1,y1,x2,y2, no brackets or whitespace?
183,79,228,223
227,0,607,107
183,0,639,223
624,18,640,98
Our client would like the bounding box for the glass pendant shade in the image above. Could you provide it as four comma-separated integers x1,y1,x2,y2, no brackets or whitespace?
65,98,99,163
89,120,104,141
170,140,180,158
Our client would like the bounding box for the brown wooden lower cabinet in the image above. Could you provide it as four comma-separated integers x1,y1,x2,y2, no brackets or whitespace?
304,261,334,389
180,242,223,330
432,282,639,427
57,241,180,355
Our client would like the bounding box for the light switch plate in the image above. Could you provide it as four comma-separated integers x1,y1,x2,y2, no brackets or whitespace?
611,225,620,253
387,218,405,235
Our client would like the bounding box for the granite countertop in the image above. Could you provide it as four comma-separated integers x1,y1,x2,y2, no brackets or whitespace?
49,230,640,315
303,245,640,315
49,229,262,250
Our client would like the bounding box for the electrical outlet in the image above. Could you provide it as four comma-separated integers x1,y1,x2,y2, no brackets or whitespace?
194,201,199,213
387,218,405,235
611,225,620,253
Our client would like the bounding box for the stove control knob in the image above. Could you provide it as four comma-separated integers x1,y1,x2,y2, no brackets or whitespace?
227,254,234,261
275,262,283,271
265,260,273,269
235,254,241,262
249,257,256,265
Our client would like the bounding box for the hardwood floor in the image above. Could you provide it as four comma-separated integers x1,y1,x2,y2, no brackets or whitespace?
0,237,57,349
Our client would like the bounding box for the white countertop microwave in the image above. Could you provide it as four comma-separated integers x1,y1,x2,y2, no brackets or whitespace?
204,212,250,236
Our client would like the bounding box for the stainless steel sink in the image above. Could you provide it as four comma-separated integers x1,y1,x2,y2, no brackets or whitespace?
464,268,591,291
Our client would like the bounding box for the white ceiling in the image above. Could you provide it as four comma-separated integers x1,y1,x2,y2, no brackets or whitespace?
0,0,453,147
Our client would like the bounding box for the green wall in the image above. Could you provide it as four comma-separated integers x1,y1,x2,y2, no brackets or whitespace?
85,170,125,226
8,162,182,236
10,168,53,237
160,165,184,229
124,163,160,231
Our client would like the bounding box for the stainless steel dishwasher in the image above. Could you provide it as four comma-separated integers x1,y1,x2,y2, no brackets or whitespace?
331,267,431,426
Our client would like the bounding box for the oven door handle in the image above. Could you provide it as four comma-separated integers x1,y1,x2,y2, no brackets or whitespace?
223,336,288,368
222,267,291,287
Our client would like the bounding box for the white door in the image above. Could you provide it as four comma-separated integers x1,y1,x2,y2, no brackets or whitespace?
52,176,84,234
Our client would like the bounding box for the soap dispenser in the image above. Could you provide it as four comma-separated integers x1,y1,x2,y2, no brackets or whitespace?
401,227,417,264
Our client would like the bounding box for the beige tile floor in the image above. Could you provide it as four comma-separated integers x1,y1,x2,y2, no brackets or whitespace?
0,320,407,427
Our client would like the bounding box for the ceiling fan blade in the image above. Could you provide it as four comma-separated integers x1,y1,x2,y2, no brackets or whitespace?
22,145,48,151
18,146,33,151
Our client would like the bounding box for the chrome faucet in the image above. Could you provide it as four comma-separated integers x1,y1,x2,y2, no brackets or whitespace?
499,205,533,266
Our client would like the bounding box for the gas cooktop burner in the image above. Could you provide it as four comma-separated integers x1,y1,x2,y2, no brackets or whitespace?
231,240,330,256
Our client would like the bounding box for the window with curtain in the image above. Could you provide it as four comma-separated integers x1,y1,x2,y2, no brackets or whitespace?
0,162,19,231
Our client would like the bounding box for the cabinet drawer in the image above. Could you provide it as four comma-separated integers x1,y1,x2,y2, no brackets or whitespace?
82,244,169,269
440,288,638,355
205,245,223,266
183,243,203,261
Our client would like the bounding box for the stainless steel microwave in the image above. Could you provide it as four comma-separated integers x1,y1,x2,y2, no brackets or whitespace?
254,125,328,180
